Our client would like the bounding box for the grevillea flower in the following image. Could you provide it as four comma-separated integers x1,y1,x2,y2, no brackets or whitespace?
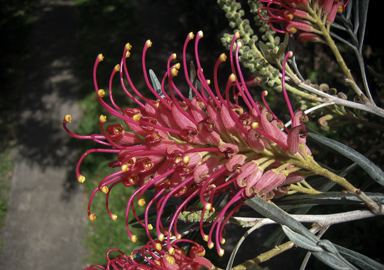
85,239,213,270
258,0,347,40
64,31,312,257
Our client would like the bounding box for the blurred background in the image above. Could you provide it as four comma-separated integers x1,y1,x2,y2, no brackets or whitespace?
0,0,383,269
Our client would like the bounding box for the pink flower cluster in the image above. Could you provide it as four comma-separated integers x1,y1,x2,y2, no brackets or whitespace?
258,0,348,42
64,31,311,264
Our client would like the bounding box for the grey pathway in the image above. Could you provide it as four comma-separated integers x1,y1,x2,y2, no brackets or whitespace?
0,0,87,269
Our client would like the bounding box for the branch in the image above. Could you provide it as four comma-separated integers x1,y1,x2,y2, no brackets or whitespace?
230,209,384,228
230,226,320,270
297,82,384,118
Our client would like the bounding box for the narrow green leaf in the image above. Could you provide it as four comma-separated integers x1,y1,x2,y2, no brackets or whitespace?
258,41,277,64
276,192,384,209
344,0,352,21
335,244,384,270
246,195,318,242
189,61,196,99
358,0,370,53
312,250,358,270
308,131,384,187
282,227,358,270
282,226,322,252
352,0,359,35
149,69,164,98
276,33,289,61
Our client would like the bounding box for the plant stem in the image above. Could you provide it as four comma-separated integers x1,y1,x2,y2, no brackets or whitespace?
290,156,382,214
305,5,364,99
232,241,295,270
230,208,384,228
285,83,322,102
289,184,322,194
321,23,358,91
298,82,384,118
231,226,320,270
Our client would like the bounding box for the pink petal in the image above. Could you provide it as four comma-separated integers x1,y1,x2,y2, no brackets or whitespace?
206,99,225,133
189,97,208,122
220,105,238,134
225,154,245,172
247,129,265,152
236,161,258,187
172,103,197,130
219,143,239,158
196,118,221,145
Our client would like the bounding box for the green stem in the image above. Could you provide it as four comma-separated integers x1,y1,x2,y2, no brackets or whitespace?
232,241,295,270
290,184,322,194
290,155,381,214
322,22,356,85
284,83,323,103
298,82,384,118
305,5,363,98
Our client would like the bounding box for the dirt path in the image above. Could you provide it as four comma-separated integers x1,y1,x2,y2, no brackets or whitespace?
0,1,87,269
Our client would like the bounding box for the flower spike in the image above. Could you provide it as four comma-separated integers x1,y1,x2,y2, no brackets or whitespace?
65,32,316,260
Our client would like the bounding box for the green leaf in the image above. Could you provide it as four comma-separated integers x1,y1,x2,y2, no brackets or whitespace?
282,227,358,270
312,240,359,269
149,69,164,98
358,0,370,53
258,41,277,64
282,226,323,252
276,192,384,210
246,195,318,242
276,33,289,61
308,131,384,187
335,244,384,270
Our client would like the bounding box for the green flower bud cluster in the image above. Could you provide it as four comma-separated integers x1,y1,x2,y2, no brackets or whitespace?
218,0,281,90
248,0,280,49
